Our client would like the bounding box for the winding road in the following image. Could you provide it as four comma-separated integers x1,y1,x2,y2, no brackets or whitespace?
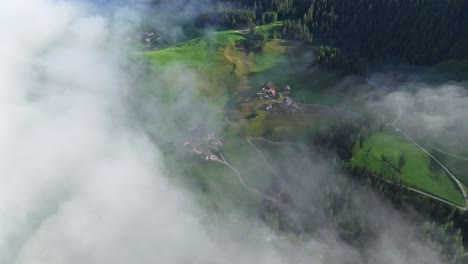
432,147,468,161
268,98,363,118
365,79,468,210
389,110,468,210
294,101,363,118
246,136,310,177
225,84,468,210
247,137,278,177
215,137,308,202
216,150,276,201
247,136,309,149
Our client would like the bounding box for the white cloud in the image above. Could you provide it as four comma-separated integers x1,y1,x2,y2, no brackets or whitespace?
371,77,468,151
0,1,451,263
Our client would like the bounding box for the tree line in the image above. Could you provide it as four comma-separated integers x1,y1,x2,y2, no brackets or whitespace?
255,111,467,262
310,115,468,262
301,0,468,64
210,0,468,65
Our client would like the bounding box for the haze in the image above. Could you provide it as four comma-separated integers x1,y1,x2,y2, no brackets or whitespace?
0,0,466,263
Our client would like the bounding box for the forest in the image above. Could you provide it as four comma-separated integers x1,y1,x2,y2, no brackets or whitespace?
200,0,468,65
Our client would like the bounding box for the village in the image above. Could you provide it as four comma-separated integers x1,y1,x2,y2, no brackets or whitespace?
141,28,164,51
184,81,297,163
183,126,224,162
256,81,298,112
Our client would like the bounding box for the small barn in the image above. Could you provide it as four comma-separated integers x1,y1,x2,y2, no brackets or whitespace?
283,85,291,93
263,81,277,90
281,97,295,108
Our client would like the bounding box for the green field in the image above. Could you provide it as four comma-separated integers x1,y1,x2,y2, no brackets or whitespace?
145,31,245,67
256,21,284,33
143,24,371,109
142,30,248,100
352,131,465,206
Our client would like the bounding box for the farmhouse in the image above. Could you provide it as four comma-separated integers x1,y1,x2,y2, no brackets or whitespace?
280,96,296,109
263,81,277,90
258,81,279,98
206,132,223,150
142,29,164,50
183,126,224,162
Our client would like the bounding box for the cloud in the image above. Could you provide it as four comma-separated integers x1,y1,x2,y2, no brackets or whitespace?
0,1,452,264
0,0,204,262
0,1,284,263
368,72,468,152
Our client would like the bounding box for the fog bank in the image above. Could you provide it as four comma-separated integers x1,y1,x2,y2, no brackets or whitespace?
0,1,451,263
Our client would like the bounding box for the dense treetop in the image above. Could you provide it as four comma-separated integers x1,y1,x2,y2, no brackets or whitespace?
213,0,468,64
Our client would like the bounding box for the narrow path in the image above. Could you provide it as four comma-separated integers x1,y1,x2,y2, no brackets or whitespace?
407,185,466,210
366,79,467,209
217,151,276,201
269,98,363,118
246,137,311,201
247,136,308,149
431,147,468,161
247,137,278,176
274,39,318,49
217,136,307,202
390,112,468,210
294,101,363,118
391,109,402,125
224,115,236,126
383,179,466,210
391,125,468,210
233,31,317,49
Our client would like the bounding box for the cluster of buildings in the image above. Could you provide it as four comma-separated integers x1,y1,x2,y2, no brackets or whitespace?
257,81,291,99
280,96,297,110
257,81,281,98
142,29,163,51
257,81,297,111
183,127,224,162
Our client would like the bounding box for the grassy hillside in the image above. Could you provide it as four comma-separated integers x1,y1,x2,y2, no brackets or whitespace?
141,23,466,210
352,131,465,206
145,31,244,67
164,151,259,212
142,26,358,208
143,25,370,109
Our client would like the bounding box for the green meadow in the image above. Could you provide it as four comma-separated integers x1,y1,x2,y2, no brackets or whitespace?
352,131,465,206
